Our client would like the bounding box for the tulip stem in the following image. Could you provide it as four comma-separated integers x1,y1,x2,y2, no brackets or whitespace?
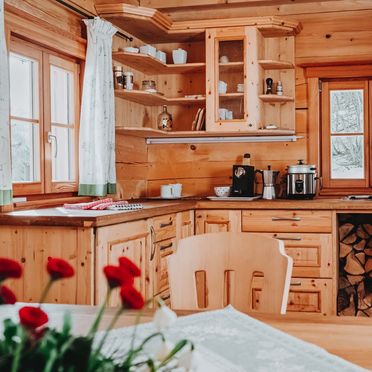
39,279,53,306
87,289,111,338
11,327,25,372
94,307,123,356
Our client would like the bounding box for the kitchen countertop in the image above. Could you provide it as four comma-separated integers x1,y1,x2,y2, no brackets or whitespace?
1,198,372,227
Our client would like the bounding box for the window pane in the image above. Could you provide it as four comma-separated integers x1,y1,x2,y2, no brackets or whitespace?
330,89,363,134
51,126,75,182
331,135,364,179
11,120,40,182
51,66,74,124
9,53,38,119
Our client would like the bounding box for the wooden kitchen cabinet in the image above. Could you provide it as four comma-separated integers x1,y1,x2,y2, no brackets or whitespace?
0,226,93,305
177,210,194,240
95,219,150,306
195,210,241,234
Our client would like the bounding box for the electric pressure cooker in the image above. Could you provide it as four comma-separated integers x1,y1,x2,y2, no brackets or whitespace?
286,160,317,199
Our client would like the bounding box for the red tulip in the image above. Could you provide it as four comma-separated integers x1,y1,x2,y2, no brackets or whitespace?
103,265,134,289
120,285,144,310
19,306,48,329
0,285,16,304
118,257,141,277
47,257,74,280
0,258,22,281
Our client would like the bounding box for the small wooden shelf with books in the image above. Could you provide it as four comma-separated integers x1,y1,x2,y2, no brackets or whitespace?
112,51,206,75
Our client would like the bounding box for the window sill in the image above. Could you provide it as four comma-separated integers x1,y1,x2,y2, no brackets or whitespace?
0,196,93,212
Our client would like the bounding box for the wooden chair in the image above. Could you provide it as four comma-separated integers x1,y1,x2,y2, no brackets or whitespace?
168,232,293,314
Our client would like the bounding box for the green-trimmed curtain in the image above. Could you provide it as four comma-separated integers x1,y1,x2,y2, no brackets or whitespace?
78,18,117,196
0,0,13,206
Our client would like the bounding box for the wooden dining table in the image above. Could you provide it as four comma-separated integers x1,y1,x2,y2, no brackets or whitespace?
2,304,372,370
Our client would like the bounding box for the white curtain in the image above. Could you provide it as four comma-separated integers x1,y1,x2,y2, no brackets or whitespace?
79,18,117,196
0,0,12,205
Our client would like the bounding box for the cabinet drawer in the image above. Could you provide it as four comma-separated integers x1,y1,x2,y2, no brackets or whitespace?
256,233,333,278
177,211,194,240
195,210,241,234
252,277,333,315
151,214,176,242
242,210,332,233
154,238,176,295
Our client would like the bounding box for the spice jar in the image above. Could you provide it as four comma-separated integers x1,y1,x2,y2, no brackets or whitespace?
124,71,134,90
142,80,156,92
113,66,123,89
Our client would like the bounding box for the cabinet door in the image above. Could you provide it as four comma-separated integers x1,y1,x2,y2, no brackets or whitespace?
176,210,194,240
95,220,150,306
252,277,334,316
206,27,263,132
0,226,93,305
195,210,241,234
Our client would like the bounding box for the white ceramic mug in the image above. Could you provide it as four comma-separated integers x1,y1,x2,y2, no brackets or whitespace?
171,183,182,198
161,185,174,198
226,110,233,120
172,48,187,64
218,80,227,94
219,108,227,120
219,55,229,63
140,44,156,58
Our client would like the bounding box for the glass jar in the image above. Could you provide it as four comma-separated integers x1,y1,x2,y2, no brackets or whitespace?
142,80,156,92
113,66,123,89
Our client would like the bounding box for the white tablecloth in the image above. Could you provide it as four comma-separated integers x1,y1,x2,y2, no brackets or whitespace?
100,306,366,371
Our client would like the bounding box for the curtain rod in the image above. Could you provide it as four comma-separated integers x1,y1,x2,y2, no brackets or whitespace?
55,0,133,41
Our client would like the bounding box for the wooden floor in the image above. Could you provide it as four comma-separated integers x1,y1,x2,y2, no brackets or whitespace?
1,304,371,370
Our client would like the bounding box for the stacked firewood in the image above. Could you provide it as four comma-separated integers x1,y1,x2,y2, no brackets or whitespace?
338,221,372,316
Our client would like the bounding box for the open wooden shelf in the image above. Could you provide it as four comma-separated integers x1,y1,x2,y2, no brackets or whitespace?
258,60,294,70
116,126,296,138
259,94,294,103
219,61,244,72
113,51,205,74
219,93,244,101
115,89,205,106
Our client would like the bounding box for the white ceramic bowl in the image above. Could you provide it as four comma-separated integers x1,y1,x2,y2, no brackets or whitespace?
123,47,139,53
214,186,231,197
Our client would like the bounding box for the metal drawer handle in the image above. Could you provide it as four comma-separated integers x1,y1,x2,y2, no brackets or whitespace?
272,217,301,222
160,221,173,228
274,236,302,241
150,226,156,261
290,281,302,286
160,242,173,251
161,294,171,301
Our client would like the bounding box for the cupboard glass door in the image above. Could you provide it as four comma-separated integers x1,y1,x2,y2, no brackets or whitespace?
216,39,246,123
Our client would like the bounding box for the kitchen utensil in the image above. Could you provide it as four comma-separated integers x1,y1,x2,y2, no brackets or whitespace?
172,48,187,64
286,160,317,199
255,166,280,200
214,186,231,197
156,50,167,63
157,105,173,131
231,165,255,197
218,80,227,94
139,44,156,58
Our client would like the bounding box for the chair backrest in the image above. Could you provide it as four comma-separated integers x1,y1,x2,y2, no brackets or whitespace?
168,232,293,314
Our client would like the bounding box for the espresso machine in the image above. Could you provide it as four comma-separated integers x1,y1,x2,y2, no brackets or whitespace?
255,166,280,200
231,154,256,197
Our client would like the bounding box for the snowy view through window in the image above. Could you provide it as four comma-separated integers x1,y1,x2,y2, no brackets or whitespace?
330,89,364,179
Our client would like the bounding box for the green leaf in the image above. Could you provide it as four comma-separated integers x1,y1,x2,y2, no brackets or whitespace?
62,312,72,337
159,339,189,367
